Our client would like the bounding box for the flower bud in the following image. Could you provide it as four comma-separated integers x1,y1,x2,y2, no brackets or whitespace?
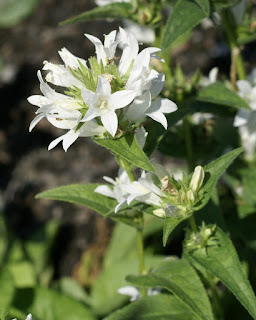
187,190,195,203
153,208,166,218
189,166,205,193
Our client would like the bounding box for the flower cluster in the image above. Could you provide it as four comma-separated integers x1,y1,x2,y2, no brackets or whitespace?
234,71,256,160
28,28,177,151
95,164,205,217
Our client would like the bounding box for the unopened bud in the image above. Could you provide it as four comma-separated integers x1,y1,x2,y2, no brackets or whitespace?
153,208,166,218
189,166,205,193
187,190,195,203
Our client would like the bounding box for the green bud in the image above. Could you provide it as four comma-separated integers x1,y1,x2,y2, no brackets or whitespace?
153,208,166,218
189,166,205,193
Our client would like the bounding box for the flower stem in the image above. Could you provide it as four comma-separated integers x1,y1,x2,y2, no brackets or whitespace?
221,9,246,88
137,213,147,298
119,158,147,297
189,214,198,232
183,116,194,173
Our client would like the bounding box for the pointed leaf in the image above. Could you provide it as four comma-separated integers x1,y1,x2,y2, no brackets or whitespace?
36,183,117,216
127,259,214,320
94,132,154,172
186,227,256,320
197,82,250,109
104,294,200,320
162,0,209,50
60,3,133,25
194,148,243,211
163,216,188,246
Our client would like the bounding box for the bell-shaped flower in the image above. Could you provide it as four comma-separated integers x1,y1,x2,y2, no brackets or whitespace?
81,76,136,136
85,30,119,66
234,78,256,160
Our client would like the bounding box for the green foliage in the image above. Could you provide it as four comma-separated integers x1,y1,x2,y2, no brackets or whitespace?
12,286,96,320
94,132,154,172
197,82,250,109
185,226,256,320
127,258,214,320
60,3,134,25
104,294,199,320
0,0,39,27
36,183,117,216
162,0,210,50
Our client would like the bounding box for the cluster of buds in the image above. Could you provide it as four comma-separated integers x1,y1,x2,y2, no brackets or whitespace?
185,223,217,254
28,28,177,151
95,164,205,218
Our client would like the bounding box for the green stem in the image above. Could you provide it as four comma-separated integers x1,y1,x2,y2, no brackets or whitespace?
221,10,246,84
137,213,147,298
119,158,147,297
183,116,194,173
189,214,198,232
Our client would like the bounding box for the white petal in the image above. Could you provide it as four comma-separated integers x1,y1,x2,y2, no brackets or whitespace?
29,113,45,131
94,185,115,198
27,95,49,107
48,135,65,150
209,67,218,83
135,127,148,149
101,111,118,136
237,80,252,96
149,71,164,98
25,314,32,320
148,111,168,129
63,131,80,151
58,47,87,69
126,91,151,122
233,109,250,127
97,76,111,96
117,286,140,302
109,90,136,110
78,121,106,137
85,33,106,65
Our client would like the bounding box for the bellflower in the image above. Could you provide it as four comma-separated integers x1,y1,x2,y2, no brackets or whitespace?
234,78,256,160
28,27,177,150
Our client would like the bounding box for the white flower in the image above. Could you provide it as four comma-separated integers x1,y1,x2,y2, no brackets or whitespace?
85,30,119,66
234,78,256,160
81,76,136,136
118,286,160,302
95,168,131,212
201,67,218,86
29,28,177,150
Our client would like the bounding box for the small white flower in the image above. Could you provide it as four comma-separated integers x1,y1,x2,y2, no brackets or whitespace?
82,76,136,136
85,30,119,66
201,67,218,86
12,314,32,320
234,77,256,160
118,286,160,302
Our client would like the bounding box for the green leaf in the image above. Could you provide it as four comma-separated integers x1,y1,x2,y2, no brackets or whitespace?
0,0,39,28
197,82,250,109
163,216,188,246
91,255,165,317
194,0,210,15
36,183,117,216
186,227,256,320
162,0,209,50
59,277,91,305
8,262,36,288
0,268,15,312
60,3,133,25
127,259,214,320
194,147,243,211
104,294,199,320
13,286,96,320
94,132,154,172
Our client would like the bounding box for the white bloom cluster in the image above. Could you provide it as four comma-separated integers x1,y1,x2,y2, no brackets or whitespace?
95,164,204,216
234,71,256,160
28,28,177,151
